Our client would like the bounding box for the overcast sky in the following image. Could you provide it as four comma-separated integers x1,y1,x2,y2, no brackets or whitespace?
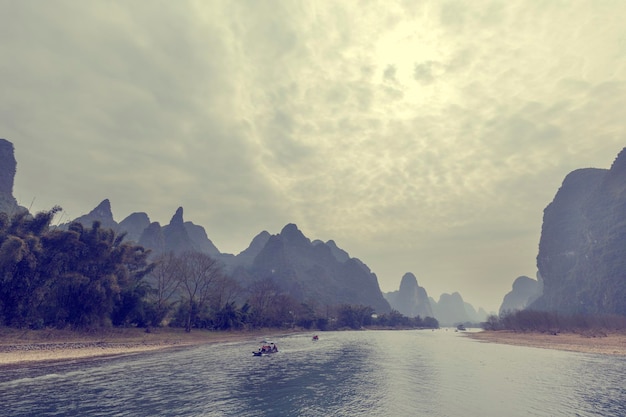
2,1,625,312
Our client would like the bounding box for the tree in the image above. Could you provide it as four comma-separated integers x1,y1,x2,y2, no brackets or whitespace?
335,304,375,329
0,207,60,327
246,278,282,328
176,251,223,332
145,252,182,326
42,221,152,328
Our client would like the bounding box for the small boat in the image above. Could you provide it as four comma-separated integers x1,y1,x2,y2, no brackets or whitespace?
312,335,319,341
252,341,278,356
456,324,467,331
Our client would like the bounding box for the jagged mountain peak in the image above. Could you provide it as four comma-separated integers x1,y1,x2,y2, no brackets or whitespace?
70,198,118,230
169,207,184,226
91,199,113,219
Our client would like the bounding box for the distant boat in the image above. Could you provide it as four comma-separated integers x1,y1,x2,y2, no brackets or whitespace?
456,324,467,331
312,335,319,341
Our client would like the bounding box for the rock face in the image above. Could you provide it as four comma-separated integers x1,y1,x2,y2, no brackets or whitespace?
68,202,391,313
384,273,434,318
138,222,165,253
531,148,626,316
0,139,20,214
224,231,271,269
118,212,151,243
234,223,391,313
499,275,542,315
184,221,221,257
6,141,395,313
431,292,471,325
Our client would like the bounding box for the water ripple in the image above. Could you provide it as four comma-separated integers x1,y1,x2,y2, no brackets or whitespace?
1,330,625,416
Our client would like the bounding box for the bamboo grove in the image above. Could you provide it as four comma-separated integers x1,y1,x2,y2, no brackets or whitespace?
0,208,438,331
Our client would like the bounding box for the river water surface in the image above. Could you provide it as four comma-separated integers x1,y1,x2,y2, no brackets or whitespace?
1,329,625,416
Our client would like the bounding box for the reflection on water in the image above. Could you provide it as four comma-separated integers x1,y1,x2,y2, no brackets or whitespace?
1,330,625,416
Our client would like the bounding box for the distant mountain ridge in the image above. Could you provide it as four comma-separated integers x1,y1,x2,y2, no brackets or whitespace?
95,196,489,320
64,200,391,313
0,138,489,319
384,273,488,325
14,138,625,319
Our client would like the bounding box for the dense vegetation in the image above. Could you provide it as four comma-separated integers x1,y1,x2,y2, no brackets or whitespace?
483,310,626,334
0,208,438,332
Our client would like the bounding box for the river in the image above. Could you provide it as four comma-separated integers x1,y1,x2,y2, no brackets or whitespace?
1,329,624,416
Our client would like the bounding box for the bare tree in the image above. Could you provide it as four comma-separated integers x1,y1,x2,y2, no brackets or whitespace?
247,278,282,327
177,251,223,332
210,274,242,311
146,252,182,326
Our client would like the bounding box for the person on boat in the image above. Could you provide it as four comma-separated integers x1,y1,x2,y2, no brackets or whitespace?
271,343,278,352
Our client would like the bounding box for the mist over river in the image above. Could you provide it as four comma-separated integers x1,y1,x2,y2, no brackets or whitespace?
1,329,624,416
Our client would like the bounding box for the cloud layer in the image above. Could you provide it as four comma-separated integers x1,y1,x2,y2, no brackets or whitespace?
2,0,626,311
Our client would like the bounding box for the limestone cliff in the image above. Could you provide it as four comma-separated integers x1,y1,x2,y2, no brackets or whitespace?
236,223,391,313
531,148,626,315
0,139,20,214
384,273,433,318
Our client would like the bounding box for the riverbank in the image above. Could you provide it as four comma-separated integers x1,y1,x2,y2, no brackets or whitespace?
466,330,626,356
0,327,297,367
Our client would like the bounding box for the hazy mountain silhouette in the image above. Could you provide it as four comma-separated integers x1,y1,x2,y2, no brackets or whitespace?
384,273,433,318
232,223,391,313
9,138,625,317
499,275,542,315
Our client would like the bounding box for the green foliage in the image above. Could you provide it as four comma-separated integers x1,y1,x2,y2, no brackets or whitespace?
0,208,438,334
482,310,626,333
0,209,153,329
335,304,374,329
373,309,439,329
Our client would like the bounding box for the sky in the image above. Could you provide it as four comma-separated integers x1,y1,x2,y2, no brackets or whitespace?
2,1,626,312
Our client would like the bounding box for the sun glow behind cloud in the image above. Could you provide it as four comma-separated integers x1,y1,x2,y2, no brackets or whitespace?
3,0,626,310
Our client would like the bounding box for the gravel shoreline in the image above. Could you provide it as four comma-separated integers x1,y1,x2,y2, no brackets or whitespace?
466,330,626,356
0,329,300,367
0,341,196,367
0,341,181,353
6,328,624,367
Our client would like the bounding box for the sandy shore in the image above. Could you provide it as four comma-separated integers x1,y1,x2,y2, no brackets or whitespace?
466,330,626,356
4,328,625,367
0,328,293,368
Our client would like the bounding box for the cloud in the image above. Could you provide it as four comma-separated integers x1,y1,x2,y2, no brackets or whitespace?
2,0,626,310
